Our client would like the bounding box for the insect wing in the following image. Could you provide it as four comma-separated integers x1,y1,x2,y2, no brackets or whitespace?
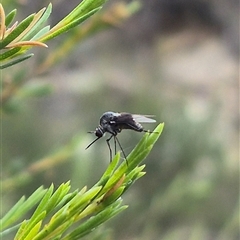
111,113,140,131
115,113,156,131
131,114,156,123
113,113,134,124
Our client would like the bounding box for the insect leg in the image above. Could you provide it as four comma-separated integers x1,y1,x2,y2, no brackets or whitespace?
106,134,114,162
114,136,117,156
115,136,128,166
142,129,159,134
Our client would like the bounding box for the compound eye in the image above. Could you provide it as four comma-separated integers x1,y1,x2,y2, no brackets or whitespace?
95,128,103,137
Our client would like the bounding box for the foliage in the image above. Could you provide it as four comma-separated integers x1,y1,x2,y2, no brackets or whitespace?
0,0,141,113
2,1,237,240
0,123,164,239
0,1,106,69
1,1,163,239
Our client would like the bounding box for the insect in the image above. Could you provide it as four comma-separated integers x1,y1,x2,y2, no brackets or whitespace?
85,111,156,163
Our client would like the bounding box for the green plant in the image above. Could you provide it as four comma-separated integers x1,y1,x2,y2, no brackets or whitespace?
0,1,165,239
0,0,106,69
0,123,164,239
0,0,141,70
0,0,140,113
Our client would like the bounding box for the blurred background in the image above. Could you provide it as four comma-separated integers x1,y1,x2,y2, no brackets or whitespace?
1,0,239,239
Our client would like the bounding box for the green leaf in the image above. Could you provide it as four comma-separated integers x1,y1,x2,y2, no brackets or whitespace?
148,123,164,145
5,9,17,27
57,189,79,208
57,0,106,26
64,7,101,30
68,186,102,216
30,184,54,220
16,211,46,240
125,164,145,183
0,197,25,231
102,152,120,178
40,8,100,42
0,186,46,230
44,182,71,213
134,170,146,180
17,185,56,239
31,25,50,40
128,146,153,169
14,220,27,240
102,186,125,205
24,221,42,240
127,123,164,171
0,223,21,238
100,172,125,196
0,47,21,61
127,134,151,165
34,221,72,240
96,152,120,186
0,14,35,49
21,4,52,41
31,210,68,240
63,199,126,240
0,53,34,69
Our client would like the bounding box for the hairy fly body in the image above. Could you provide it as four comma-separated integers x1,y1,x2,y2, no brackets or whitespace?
85,111,156,163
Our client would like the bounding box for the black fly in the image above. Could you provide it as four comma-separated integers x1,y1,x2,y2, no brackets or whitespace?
85,111,156,163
